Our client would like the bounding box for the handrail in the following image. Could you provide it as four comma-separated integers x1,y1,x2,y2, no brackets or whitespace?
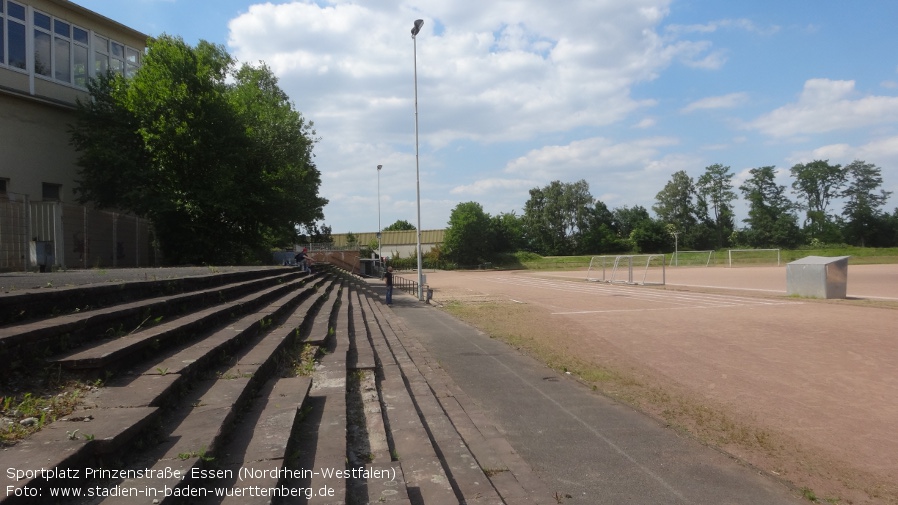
393,275,418,297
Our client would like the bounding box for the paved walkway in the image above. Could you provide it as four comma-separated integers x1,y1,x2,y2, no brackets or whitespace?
373,282,803,504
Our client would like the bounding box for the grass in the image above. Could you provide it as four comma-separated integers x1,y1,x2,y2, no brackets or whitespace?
0,383,90,446
501,246,898,271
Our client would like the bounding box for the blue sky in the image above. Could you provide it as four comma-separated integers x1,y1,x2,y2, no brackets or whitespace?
75,0,898,234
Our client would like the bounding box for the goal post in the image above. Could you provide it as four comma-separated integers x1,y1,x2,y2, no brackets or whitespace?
727,248,781,267
671,250,714,267
586,254,666,285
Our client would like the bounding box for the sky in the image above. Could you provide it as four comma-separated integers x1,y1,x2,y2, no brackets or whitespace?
74,0,898,234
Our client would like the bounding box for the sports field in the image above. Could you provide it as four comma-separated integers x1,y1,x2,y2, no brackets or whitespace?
424,263,898,504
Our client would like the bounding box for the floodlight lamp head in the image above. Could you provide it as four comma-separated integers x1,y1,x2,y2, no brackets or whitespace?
411,19,424,37
377,165,382,170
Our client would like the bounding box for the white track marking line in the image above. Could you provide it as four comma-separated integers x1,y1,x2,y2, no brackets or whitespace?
483,276,801,310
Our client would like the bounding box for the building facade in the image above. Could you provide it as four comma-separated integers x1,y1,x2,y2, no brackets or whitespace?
329,229,445,259
0,0,151,271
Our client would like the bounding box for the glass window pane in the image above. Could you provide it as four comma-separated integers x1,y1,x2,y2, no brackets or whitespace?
1,23,4,66
74,45,88,87
126,47,139,64
110,58,124,75
34,30,51,76
8,2,25,21
111,41,124,58
8,21,25,69
94,52,108,74
73,26,88,45
34,11,50,31
54,19,70,38
55,37,71,82
94,34,108,53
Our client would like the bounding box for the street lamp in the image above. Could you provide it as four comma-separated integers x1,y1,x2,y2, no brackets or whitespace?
377,164,382,275
411,19,424,301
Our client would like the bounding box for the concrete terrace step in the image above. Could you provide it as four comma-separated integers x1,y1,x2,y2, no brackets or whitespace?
0,267,290,327
50,274,314,371
95,278,342,504
83,276,332,412
0,267,546,504
0,271,332,504
0,270,305,375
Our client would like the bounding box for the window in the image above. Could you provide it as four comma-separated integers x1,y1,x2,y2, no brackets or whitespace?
53,19,70,82
73,27,88,86
2,2,139,84
42,182,61,201
93,34,108,74
1,2,4,66
5,1,26,69
33,11,51,77
125,46,140,78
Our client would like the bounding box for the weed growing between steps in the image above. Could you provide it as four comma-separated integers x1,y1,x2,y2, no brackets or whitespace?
0,366,98,446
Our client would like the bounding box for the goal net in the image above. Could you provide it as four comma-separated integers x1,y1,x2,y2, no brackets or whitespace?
586,254,666,285
727,248,781,267
670,250,715,267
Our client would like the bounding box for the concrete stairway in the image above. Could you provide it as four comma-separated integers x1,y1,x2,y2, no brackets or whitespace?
0,266,543,504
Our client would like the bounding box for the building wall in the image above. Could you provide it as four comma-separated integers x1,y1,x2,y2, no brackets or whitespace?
329,229,445,258
0,0,147,203
0,93,80,201
0,0,150,270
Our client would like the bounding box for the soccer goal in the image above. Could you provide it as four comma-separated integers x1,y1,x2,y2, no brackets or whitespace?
727,248,781,267
586,254,666,285
670,250,715,267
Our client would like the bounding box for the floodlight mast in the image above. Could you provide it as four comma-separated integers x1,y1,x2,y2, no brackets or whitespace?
377,164,383,273
411,19,424,301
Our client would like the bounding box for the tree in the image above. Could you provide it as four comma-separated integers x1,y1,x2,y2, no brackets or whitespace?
696,164,737,249
841,160,893,247
738,166,801,248
523,180,594,255
579,200,625,254
611,205,651,242
71,35,325,264
443,202,492,265
229,62,327,248
384,220,416,231
652,171,702,248
490,212,525,254
789,160,845,242
630,217,668,253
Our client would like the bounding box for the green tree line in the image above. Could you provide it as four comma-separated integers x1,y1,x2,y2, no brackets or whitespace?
70,35,327,265
442,161,897,266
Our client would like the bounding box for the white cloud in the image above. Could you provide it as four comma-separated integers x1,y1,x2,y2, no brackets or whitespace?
787,136,898,173
503,136,680,176
634,118,657,128
750,79,898,138
450,178,537,196
665,18,780,37
681,92,749,113
227,0,694,149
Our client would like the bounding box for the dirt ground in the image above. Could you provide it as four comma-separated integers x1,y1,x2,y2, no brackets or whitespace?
416,264,898,505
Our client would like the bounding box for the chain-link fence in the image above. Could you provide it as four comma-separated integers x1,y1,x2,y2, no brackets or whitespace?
0,194,159,271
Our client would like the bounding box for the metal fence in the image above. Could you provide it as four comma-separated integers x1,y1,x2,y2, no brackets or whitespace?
0,194,159,271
